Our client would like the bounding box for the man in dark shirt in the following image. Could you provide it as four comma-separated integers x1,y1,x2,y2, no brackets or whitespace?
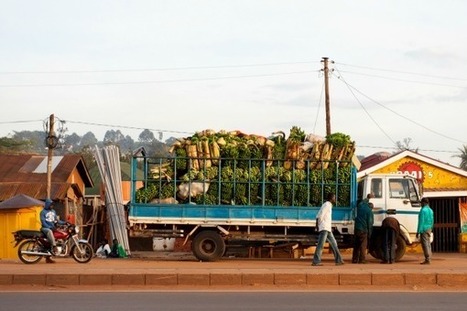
352,197,374,264
381,209,400,264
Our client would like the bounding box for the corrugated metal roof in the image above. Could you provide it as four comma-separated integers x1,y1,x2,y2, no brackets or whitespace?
359,151,392,172
0,154,93,202
0,182,71,201
0,194,45,210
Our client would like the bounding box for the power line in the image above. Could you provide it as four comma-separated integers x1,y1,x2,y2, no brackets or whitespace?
0,118,461,155
335,62,467,82
333,68,397,145
336,70,467,89
0,70,317,88
357,145,459,153
0,61,318,75
63,120,194,136
333,68,467,145
0,119,43,125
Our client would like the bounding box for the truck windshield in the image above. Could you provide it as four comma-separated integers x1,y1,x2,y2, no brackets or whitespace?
389,178,418,201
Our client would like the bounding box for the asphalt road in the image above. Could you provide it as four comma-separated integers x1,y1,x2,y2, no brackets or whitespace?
1,292,466,311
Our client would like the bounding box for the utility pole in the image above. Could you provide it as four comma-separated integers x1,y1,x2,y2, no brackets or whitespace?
46,114,55,199
322,57,331,136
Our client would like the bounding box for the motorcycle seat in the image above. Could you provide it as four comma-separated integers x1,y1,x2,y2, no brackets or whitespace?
14,230,43,239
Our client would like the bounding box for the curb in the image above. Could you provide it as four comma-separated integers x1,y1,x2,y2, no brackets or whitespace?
1,272,466,288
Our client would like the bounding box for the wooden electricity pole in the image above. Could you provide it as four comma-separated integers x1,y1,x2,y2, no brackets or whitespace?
322,57,331,136
46,114,55,199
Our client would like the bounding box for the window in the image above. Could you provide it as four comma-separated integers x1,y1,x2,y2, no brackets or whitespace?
371,179,382,198
389,178,414,199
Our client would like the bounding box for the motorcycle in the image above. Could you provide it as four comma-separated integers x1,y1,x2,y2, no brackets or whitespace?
12,222,94,264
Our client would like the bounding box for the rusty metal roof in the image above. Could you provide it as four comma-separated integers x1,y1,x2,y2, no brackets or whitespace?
0,154,93,202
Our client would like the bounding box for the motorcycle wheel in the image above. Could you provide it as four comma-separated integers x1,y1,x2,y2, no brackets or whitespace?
17,239,43,264
70,242,93,263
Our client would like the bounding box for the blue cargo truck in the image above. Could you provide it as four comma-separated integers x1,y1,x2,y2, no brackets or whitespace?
128,147,423,262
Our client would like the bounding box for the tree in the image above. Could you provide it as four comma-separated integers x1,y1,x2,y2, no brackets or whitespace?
103,130,125,146
0,137,31,154
63,132,82,152
12,130,47,154
395,137,419,153
138,129,156,143
454,145,467,171
81,131,98,147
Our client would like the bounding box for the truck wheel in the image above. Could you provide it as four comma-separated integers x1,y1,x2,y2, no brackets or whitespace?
394,235,407,262
192,230,226,262
369,234,383,260
369,234,407,262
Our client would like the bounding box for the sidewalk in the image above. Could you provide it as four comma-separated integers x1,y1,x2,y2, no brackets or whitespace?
0,252,466,291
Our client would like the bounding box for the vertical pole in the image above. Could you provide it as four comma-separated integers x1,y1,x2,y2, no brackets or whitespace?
322,57,331,136
46,114,55,199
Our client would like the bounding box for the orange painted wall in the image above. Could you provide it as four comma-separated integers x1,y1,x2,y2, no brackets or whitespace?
373,156,467,190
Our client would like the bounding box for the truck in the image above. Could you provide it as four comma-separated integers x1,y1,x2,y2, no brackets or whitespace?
127,129,423,261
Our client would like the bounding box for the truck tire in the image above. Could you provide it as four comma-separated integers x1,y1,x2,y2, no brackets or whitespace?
394,235,407,262
192,230,226,262
369,233,407,262
369,234,383,260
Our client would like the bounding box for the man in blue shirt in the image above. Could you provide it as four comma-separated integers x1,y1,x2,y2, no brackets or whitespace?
417,197,434,264
352,195,374,264
40,199,65,262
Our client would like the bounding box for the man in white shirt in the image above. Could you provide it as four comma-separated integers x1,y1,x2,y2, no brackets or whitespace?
312,193,345,266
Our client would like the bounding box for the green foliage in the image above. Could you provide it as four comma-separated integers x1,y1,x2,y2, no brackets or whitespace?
288,126,306,143
326,132,352,149
0,137,31,154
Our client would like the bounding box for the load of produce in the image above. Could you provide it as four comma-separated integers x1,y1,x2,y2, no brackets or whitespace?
136,127,355,207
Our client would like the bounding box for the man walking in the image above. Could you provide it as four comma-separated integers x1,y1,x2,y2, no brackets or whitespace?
417,197,434,264
352,196,374,264
312,193,344,266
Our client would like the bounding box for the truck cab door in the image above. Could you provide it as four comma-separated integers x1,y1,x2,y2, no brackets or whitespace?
385,176,421,234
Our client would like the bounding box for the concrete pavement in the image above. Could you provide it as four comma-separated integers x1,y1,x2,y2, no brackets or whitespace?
0,252,466,291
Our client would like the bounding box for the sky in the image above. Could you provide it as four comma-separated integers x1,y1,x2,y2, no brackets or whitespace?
1,0,466,166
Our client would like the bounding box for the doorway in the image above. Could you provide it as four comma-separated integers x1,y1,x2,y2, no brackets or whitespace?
431,197,460,252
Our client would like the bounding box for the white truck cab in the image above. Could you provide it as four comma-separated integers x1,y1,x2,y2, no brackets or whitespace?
358,174,422,260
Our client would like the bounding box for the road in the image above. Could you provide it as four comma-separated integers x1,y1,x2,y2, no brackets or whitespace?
0,292,466,311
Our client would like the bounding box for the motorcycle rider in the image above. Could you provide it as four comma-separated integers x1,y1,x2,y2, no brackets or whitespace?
40,198,65,263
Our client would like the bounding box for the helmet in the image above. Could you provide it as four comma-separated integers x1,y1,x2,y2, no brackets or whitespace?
44,198,53,209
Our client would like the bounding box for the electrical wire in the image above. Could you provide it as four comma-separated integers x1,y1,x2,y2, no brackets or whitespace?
336,70,467,89
333,67,467,145
0,61,318,75
358,144,458,153
0,119,43,124
312,80,324,134
64,120,194,136
333,68,397,145
0,118,461,156
335,62,467,83
0,70,317,88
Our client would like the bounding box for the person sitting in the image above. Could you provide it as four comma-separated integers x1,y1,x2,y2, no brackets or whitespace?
108,239,121,258
40,198,66,263
95,239,112,258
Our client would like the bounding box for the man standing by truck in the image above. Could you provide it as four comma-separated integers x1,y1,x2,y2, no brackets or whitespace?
417,197,434,265
352,195,374,264
381,209,400,264
312,193,345,266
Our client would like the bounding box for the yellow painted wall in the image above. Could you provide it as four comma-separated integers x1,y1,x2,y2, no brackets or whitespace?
0,207,41,259
373,156,467,190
